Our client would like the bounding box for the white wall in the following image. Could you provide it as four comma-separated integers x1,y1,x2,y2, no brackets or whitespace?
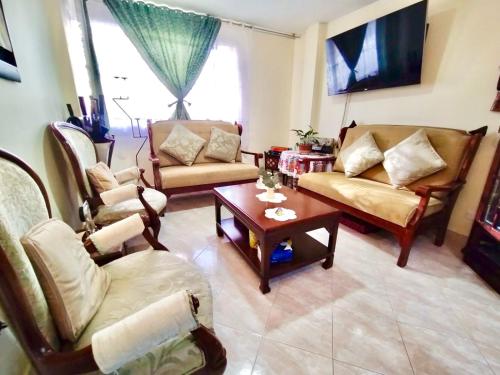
0,0,80,225
291,0,500,236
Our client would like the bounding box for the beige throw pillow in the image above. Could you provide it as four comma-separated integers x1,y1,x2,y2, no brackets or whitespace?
159,125,206,166
383,129,447,187
339,131,384,177
86,162,120,193
21,219,110,342
205,127,241,163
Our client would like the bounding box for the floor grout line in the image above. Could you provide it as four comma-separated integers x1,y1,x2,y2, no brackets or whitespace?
396,321,416,375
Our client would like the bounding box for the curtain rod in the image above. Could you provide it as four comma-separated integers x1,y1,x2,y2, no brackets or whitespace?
90,0,298,39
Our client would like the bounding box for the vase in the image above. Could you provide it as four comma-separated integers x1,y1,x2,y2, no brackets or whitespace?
298,144,312,154
266,188,275,199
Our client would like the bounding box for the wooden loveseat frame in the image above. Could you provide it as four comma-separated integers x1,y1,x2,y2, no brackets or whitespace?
148,120,263,198
298,122,487,267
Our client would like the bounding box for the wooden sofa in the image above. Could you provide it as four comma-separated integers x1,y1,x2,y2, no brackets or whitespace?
298,122,486,267
148,120,262,197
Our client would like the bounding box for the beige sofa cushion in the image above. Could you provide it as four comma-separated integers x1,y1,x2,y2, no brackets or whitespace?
159,125,206,166
339,132,384,177
150,120,242,167
383,130,447,187
205,127,241,162
298,172,444,227
21,219,110,342
160,162,258,189
334,125,470,191
86,162,120,193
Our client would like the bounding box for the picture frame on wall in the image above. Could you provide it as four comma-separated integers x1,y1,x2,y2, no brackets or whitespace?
0,0,20,82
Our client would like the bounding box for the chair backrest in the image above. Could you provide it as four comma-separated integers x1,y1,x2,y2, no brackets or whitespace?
148,120,243,167
49,122,99,200
0,149,60,352
334,124,485,191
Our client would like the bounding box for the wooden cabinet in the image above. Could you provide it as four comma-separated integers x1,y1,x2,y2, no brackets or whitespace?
463,136,500,293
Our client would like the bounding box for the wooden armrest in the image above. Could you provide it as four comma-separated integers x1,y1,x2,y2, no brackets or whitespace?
39,345,98,374
138,168,152,188
149,155,160,165
148,156,162,189
415,182,462,197
241,150,263,167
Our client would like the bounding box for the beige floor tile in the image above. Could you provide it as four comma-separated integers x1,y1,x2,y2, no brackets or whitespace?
399,323,493,375
214,324,261,375
332,307,413,375
452,303,500,349
333,361,382,375
477,343,500,375
264,292,332,357
253,338,333,375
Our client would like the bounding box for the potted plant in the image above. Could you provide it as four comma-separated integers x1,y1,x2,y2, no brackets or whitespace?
258,168,281,199
291,126,319,154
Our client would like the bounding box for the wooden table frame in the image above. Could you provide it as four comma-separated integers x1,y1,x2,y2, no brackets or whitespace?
214,185,340,294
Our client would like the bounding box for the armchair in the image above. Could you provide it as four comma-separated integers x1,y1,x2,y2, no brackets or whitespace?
49,122,167,230
0,148,226,374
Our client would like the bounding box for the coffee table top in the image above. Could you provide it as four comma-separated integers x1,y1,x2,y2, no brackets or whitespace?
214,183,340,235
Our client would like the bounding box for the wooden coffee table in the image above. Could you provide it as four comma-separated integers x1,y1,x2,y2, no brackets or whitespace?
214,183,341,293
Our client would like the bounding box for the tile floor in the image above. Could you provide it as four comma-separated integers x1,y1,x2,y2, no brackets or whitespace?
159,193,499,375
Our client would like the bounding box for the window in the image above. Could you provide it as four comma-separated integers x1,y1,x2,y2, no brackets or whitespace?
86,1,242,133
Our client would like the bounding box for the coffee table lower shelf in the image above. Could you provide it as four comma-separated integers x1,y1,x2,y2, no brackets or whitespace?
218,217,332,280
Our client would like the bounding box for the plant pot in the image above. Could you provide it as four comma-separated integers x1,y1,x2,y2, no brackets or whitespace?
266,188,275,199
298,144,313,154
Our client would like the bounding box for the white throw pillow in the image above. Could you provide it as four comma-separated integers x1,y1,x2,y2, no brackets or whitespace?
339,131,384,177
383,129,447,187
21,219,110,342
159,125,206,166
205,127,241,163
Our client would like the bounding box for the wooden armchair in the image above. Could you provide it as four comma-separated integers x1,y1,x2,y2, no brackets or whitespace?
0,148,226,374
49,122,167,232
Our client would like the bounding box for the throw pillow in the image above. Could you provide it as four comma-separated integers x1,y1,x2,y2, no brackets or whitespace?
205,127,241,163
86,162,120,193
159,125,206,166
339,131,384,177
21,219,110,342
383,129,447,187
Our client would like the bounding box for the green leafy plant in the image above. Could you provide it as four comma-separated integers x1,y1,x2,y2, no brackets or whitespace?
258,167,281,189
290,126,319,145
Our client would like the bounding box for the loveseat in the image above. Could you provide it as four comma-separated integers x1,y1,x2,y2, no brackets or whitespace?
298,122,486,267
148,120,262,197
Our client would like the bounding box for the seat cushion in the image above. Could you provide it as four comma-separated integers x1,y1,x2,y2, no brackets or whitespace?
94,188,167,226
160,162,258,189
298,172,444,227
75,250,212,374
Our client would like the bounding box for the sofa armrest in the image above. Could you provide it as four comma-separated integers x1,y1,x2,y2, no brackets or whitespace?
241,150,263,167
297,156,336,173
414,182,463,198
91,291,200,374
149,156,162,190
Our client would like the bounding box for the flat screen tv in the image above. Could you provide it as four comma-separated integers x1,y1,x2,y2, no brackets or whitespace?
326,0,427,95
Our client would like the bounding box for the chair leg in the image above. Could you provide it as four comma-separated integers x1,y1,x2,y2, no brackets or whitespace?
397,231,414,267
191,325,227,374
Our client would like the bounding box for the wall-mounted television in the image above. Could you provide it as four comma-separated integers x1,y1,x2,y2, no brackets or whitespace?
326,0,427,95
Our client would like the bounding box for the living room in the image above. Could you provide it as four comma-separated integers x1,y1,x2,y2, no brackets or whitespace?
0,0,499,374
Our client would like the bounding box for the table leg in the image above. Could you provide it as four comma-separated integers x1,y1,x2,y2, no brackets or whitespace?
214,196,223,237
323,222,339,269
259,237,271,294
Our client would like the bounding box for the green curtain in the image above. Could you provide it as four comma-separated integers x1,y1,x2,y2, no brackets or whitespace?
104,0,221,120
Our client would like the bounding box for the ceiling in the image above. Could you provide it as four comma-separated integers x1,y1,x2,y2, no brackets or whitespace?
153,0,378,35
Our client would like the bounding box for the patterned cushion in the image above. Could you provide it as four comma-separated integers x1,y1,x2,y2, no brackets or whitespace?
339,132,384,177
94,188,167,226
159,125,206,166
75,250,212,374
205,127,241,163
383,130,447,187
21,219,110,342
86,162,120,193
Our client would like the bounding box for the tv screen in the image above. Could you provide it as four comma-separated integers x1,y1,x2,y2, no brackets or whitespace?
326,0,427,95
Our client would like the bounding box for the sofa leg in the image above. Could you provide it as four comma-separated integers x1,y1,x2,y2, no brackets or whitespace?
397,233,414,267
434,224,447,247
